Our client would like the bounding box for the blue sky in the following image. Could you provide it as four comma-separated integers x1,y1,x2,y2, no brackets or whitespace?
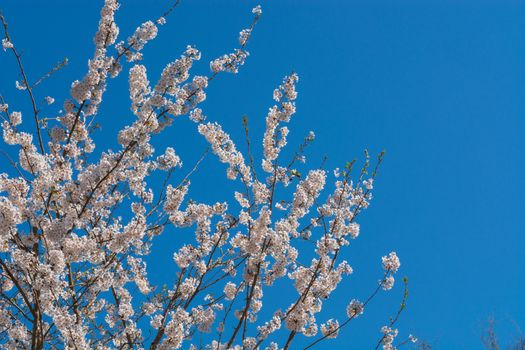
1,0,524,349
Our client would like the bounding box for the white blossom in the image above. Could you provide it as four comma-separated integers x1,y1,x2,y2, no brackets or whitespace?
252,5,262,17
381,275,395,291
9,111,22,126
2,38,13,50
347,299,364,318
320,319,340,338
15,80,26,90
382,252,401,273
381,326,399,350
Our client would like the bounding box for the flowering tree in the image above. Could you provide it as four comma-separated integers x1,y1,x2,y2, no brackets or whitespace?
0,2,415,349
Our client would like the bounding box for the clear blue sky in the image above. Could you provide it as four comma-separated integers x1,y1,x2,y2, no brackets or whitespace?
1,1,524,349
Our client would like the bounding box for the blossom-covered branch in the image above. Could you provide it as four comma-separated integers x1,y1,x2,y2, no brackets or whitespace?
0,2,414,349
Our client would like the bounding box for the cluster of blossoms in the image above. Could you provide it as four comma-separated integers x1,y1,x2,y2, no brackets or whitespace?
381,326,399,350
209,7,260,75
0,2,414,350
381,252,401,291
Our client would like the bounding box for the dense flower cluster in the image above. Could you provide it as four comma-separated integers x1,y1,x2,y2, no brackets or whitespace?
382,252,401,273
0,2,412,350
347,299,365,318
